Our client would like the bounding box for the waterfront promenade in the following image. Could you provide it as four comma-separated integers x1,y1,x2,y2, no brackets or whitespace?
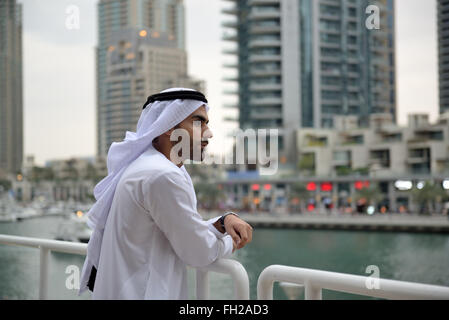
202,211,449,234
2,208,449,234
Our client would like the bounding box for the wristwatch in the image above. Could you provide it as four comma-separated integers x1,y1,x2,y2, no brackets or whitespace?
219,212,239,230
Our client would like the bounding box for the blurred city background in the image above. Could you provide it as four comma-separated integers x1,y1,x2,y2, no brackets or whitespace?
1,0,449,300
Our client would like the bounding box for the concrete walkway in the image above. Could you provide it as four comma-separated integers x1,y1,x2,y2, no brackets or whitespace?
201,211,449,234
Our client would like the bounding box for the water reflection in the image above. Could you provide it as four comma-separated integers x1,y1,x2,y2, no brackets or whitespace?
383,234,449,285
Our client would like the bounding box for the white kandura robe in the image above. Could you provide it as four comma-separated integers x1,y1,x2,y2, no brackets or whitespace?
91,145,233,299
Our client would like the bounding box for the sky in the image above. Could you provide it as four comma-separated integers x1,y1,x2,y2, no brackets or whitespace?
18,0,439,166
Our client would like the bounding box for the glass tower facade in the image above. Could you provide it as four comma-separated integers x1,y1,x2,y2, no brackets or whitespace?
438,0,449,114
97,0,186,156
0,0,23,175
222,0,396,162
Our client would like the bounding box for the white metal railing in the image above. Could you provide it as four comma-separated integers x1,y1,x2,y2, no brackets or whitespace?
0,234,249,300
196,259,249,300
0,234,86,300
3,234,449,300
257,265,449,300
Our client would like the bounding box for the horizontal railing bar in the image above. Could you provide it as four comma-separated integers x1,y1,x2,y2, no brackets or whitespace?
0,234,87,255
257,265,449,300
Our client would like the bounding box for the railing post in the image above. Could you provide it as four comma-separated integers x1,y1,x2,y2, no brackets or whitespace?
39,247,50,300
304,282,322,300
196,269,209,300
196,259,250,300
230,262,250,300
257,267,274,300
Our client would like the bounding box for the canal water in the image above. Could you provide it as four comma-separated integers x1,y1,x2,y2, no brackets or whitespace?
0,215,448,300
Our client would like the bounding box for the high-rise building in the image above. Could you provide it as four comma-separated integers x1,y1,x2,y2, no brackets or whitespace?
97,0,191,156
438,0,449,114
222,0,396,164
99,28,204,154
0,0,23,176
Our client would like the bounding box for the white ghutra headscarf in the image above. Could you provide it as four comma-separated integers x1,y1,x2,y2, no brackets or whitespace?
79,88,209,295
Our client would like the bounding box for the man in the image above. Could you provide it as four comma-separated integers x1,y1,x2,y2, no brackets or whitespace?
79,88,253,299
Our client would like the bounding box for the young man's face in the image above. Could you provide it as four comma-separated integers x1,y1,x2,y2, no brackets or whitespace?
173,105,212,162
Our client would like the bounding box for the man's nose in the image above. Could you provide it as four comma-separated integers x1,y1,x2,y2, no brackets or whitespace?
203,127,213,140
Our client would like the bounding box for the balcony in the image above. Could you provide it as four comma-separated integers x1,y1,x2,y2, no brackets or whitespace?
222,88,239,95
406,157,430,165
369,158,383,166
320,13,341,21
223,62,238,69
107,60,134,72
320,42,341,49
249,54,281,63
333,158,351,167
222,32,238,42
413,129,445,141
304,135,328,147
222,20,238,28
250,112,282,120
321,84,342,91
223,103,239,109
248,9,281,20
248,0,280,5
222,75,239,82
341,134,364,145
321,69,341,77
320,55,340,63
333,151,351,166
250,68,281,77
224,116,239,122
248,39,281,48
369,157,390,169
249,83,282,91
321,98,342,105
248,25,281,34
221,7,238,15
249,97,282,106
222,48,238,55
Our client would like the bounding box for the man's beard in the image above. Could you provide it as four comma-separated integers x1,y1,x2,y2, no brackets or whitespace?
190,144,206,162
172,136,206,163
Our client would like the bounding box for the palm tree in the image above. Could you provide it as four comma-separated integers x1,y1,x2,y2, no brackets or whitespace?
30,166,55,182
194,182,225,211
412,182,447,215
0,179,11,193
63,159,79,181
289,182,310,213
354,184,382,213
85,163,100,182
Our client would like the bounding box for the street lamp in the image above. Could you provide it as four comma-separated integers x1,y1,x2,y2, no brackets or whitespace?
443,180,449,190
